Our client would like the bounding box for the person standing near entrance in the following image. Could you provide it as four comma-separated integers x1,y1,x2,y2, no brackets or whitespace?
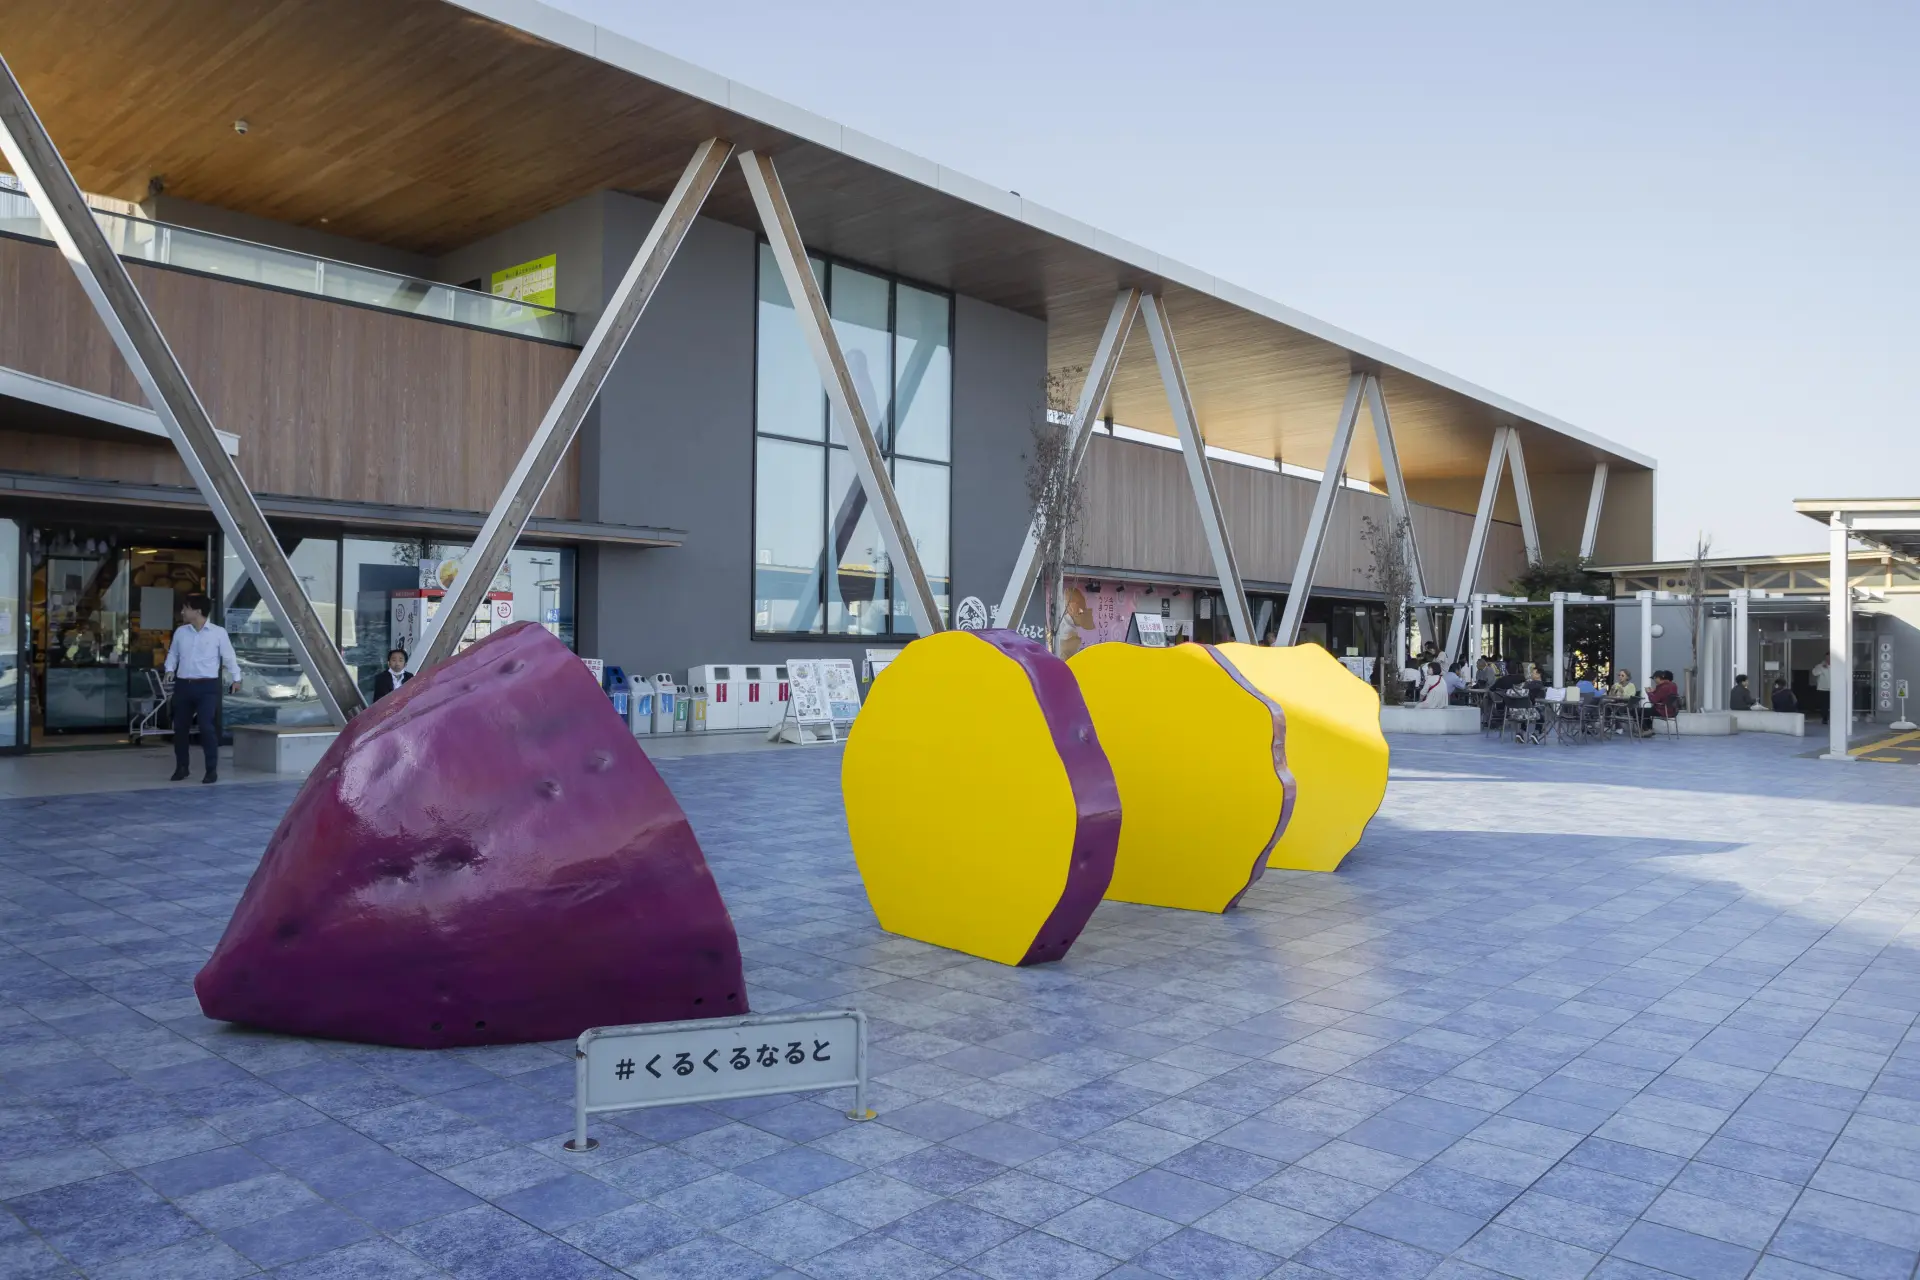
1811,653,1832,724
165,593,240,783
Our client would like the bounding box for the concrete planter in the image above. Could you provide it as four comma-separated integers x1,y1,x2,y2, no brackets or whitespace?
1731,709,1806,737
1380,705,1480,735
233,725,339,774
1674,711,1735,736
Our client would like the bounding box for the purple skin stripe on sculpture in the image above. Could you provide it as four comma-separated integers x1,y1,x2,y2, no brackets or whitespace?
966,629,1121,965
1203,645,1298,911
194,622,747,1049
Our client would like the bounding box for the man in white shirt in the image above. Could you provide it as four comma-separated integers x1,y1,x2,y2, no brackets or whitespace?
1810,655,1832,724
164,593,241,783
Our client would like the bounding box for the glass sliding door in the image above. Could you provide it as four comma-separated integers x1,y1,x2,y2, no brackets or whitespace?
0,519,20,750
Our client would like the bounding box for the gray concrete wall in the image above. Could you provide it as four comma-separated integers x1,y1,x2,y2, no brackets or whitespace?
432,192,608,327
951,295,1047,623
572,198,1049,683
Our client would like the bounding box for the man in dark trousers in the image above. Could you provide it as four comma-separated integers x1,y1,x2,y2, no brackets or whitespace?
164,593,240,783
374,648,413,700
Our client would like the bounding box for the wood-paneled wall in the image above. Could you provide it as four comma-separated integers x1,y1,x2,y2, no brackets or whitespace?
1080,434,1529,597
0,235,580,518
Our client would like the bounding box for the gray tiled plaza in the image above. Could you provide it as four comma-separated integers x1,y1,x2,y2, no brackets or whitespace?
2,732,1917,1279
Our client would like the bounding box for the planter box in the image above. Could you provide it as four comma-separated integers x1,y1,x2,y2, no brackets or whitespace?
1731,709,1806,737
1674,711,1735,736
234,725,339,774
1380,705,1480,735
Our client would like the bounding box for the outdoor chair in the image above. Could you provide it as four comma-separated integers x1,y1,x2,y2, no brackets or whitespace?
1505,692,1546,745
1552,697,1586,746
1604,697,1641,741
1648,697,1680,741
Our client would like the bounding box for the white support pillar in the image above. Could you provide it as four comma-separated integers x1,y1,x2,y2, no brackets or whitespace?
1443,427,1510,664
1731,589,1750,680
1638,590,1654,689
1506,428,1542,564
0,53,364,721
740,150,943,638
417,137,734,672
1276,372,1366,646
1362,375,1432,646
997,289,1140,630
1824,516,1854,760
1551,593,1567,689
1467,595,1485,669
1579,462,1609,561
1139,295,1252,643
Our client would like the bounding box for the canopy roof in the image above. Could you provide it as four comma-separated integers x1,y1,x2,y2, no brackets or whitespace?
4,0,1654,495
1796,499,1920,564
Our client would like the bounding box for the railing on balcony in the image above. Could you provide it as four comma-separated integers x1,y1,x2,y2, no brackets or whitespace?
0,182,574,344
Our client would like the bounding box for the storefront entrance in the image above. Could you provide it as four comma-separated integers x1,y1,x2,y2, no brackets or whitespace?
13,523,211,750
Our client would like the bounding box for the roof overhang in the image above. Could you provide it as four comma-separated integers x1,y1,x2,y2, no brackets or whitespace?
3,0,1654,494
1796,499,1920,564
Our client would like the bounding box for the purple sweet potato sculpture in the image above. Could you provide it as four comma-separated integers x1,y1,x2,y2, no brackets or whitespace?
195,622,746,1049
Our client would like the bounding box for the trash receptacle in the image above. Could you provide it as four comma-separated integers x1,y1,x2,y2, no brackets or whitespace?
690,686,709,732
650,673,677,735
630,680,653,735
673,683,691,732
603,666,630,721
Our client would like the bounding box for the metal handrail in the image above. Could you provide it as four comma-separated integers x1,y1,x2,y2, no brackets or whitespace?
0,180,574,344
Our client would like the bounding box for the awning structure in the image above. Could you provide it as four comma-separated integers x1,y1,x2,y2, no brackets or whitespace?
0,0,1651,503
1795,498,1920,760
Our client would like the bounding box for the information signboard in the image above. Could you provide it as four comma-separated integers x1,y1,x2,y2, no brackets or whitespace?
821,658,861,720
569,1010,871,1152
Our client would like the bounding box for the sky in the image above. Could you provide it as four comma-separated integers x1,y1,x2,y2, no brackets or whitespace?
554,0,1918,561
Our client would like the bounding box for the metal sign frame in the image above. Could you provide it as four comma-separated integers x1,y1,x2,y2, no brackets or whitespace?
568,1009,872,1153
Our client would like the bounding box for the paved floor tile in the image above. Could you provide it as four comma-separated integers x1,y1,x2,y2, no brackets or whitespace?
2,735,1916,1279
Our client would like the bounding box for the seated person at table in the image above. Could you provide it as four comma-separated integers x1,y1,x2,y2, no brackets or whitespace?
1474,656,1498,685
1730,674,1757,711
1609,668,1638,700
1771,678,1798,713
1490,664,1518,696
1648,670,1681,718
1524,664,1548,700
1575,674,1597,696
1418,661,1450,708
1445,662,1469,696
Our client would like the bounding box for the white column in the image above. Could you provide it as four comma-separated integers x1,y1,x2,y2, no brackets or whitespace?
1362,375,1431,642
997,289,1140,629
1731,590,1749,680
1825,516,1853,760
1276,373,1366,646
1552,594,1567,688
1639,590,1654,688
1506,429,1543,565
1443,427,1510,664
1139,295,1252,643
1579,462,1609,560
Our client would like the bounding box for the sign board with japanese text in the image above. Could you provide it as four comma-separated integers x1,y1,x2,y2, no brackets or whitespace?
491,254,557,309
569,1010,870,1151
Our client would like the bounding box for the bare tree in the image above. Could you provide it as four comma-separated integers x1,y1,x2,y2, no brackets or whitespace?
1683,531,1713,711
1024,367,1088,655
1360,513,1415,702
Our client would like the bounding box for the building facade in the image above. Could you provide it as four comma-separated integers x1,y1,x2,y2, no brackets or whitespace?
0,0,1655,752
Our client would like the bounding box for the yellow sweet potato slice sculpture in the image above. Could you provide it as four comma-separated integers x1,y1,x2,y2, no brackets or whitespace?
1069,642,1295,912
842,630,1120,966
1211,642,1388,873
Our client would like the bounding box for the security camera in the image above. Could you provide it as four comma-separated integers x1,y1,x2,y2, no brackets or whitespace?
233,119,249,135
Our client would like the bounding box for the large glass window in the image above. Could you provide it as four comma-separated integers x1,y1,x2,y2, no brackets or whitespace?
0,519,19,749
222,537,338,728
752,245,952,637
340,538,576,706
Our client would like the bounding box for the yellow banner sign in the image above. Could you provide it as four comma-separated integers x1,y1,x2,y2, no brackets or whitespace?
491,254,556,309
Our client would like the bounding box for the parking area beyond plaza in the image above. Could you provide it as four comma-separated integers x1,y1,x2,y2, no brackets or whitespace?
2,733,1917,1280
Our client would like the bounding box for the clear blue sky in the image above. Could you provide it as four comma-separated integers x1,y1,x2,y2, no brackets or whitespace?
557,0,1917,560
